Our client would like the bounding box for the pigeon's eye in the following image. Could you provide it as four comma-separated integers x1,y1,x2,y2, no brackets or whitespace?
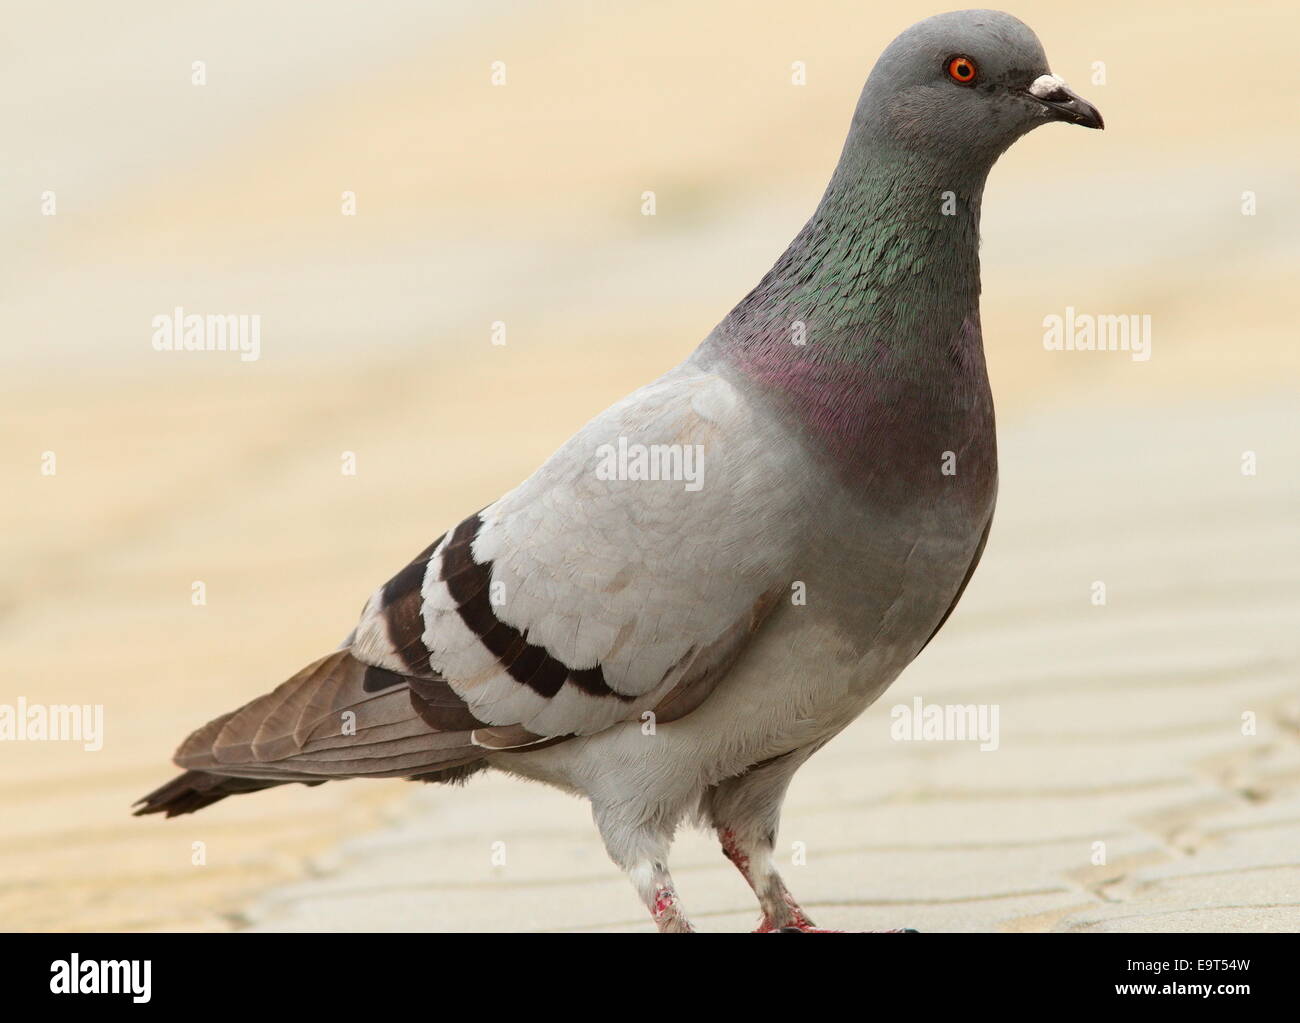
946,56,977,85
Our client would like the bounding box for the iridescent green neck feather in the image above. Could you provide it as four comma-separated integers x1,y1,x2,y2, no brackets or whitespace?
696,128,999,493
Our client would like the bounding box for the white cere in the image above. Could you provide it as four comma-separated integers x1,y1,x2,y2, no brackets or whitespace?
1029,73,1068,99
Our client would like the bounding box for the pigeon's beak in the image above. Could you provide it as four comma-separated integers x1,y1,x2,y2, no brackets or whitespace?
1026,73,1104,130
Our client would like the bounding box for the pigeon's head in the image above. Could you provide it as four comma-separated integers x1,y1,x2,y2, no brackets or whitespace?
860,9,1102,162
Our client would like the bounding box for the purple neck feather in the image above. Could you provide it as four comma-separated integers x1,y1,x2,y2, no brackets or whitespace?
695,139,999,495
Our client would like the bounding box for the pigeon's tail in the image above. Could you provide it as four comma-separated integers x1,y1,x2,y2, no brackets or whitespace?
133,770,319,818
134,649,485,818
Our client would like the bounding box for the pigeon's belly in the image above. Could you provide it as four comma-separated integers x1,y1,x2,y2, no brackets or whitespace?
697,480,996,759
496,469,995,809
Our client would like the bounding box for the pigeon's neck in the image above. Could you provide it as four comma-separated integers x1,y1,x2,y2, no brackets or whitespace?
698,142,996,481
709,141,991,364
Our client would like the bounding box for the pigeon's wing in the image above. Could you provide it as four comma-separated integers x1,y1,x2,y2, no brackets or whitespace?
353,365,809,746
172,367,809,780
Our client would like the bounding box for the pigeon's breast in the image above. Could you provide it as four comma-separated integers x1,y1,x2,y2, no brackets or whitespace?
725,350,999,732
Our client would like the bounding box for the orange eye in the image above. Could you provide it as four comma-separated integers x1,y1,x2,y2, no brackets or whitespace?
947,56,977,85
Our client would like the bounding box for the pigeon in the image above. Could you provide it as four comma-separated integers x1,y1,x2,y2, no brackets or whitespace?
135,9,1101,932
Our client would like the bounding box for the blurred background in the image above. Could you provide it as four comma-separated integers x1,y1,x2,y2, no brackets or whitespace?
2,1,1296,931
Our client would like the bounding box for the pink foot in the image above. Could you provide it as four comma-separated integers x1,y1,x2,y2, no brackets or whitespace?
651,884,692,933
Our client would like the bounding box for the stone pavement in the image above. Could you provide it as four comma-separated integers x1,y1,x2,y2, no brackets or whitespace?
241,400,1300,932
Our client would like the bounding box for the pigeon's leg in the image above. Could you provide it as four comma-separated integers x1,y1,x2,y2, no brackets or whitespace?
594,805,694,933
626,860,693,933
702,748,820,932
718,822,812,931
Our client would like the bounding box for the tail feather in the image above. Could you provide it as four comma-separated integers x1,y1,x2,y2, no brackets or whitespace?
135,649,485,817
132,770,323,818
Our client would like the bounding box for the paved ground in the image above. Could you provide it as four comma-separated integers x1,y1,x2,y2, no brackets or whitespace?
240,400,1300,932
